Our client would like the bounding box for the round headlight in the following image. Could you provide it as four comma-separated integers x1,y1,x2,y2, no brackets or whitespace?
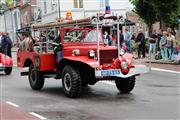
73,49,80,55
121,61,128,69
88,50,95,58
1,54,5,59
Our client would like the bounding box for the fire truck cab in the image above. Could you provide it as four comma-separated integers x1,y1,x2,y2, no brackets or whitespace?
17,15,149,98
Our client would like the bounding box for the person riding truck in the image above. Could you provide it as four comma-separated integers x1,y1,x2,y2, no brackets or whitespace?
52,34,63,63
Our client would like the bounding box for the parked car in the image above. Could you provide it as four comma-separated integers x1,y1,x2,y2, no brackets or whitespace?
0,53,13,75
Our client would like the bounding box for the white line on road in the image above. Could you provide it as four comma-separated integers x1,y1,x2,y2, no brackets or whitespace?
151,67,180,74
29,112,47,120
6,101,19,107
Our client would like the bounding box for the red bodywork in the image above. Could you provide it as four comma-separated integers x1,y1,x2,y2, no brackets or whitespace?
17,51,56,71
17,28,133,77
0,53,13,67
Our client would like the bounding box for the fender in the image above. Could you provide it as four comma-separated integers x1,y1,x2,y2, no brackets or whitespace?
122,53,133,63
0,53,13,67
17,51,34,67
63,56,99,68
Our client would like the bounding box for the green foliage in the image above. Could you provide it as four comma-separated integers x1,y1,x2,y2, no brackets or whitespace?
130,0,180,29
130,0,157,27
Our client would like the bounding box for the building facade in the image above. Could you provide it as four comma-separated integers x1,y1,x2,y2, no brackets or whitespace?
38,0,129,23
0,0,133,43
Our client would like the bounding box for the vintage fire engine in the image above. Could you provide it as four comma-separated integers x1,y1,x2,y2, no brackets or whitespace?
0,53,13,75
17,15,149,98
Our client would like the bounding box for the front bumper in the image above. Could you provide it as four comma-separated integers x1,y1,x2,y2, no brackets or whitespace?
95,65,150,78
0,63,5,71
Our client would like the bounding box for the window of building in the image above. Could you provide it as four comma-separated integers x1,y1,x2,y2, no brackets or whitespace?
74,0,83,8
51,0,56,11
100,0,105,9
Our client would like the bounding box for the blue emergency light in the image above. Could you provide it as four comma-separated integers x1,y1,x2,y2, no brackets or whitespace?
105,5,111,14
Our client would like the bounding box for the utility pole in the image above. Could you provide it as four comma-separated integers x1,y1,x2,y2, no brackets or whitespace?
57,0,61,18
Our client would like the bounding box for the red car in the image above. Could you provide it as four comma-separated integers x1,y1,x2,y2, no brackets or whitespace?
0,53,13,75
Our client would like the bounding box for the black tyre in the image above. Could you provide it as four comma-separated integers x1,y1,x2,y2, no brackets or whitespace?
115,76,135,93
62,65,82,98
28,65,44,90
4,67,12,75
155,54,161,60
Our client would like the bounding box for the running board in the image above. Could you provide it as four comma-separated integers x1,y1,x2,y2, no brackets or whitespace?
44,74,57,78
21,72,28,76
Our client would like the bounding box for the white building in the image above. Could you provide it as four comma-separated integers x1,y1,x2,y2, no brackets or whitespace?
0,7,21,44
0,0,133,43
38,0,131,23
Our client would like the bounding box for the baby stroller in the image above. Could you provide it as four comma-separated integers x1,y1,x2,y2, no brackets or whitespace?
155,50,162,60
174,45,180,64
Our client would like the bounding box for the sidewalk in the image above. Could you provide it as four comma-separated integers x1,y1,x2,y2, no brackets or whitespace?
134,58,180,72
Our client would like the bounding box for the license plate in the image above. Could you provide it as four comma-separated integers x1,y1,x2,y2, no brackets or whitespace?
101,70,120,76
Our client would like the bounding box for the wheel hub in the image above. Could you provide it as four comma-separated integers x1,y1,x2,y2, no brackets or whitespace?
30,69,37,85
64,73,72,92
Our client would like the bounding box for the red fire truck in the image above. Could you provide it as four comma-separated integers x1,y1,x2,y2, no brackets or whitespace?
17,15,149,98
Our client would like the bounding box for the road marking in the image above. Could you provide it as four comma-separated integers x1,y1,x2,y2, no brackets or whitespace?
29,112,47,120
6,101,19,107
151,67,180,74
99,81,115,86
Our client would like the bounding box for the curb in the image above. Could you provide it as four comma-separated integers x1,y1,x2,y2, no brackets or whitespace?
145,60,180,65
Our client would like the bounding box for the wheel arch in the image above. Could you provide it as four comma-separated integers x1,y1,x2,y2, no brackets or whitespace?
58,58,97,85
24,59,33,67
58,58,94,75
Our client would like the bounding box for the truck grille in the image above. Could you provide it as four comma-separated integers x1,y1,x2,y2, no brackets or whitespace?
100,50,118,64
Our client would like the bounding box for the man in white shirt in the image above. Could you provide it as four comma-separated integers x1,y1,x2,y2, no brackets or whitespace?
0,32,3,52
0,32,2,45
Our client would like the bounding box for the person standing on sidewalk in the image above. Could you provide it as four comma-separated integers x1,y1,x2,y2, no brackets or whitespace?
5,32,13,57
157,29,163,51
167,28,175,61
136,29,146,59
1,32,9,55
0,32,2,52
149,30,157,59
124,28,132,53
160,31,168,61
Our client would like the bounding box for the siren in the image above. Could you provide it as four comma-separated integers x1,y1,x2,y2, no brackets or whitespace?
105,5,111,14
66,11,72,20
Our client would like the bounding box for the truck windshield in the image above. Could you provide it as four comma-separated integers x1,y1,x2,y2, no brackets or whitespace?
64,29,102,43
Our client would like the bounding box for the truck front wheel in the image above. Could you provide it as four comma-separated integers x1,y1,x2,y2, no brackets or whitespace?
115,76,135,93
62,66,82,98
29,65,44,90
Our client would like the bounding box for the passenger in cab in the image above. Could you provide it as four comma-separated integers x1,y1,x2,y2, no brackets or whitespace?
52,34,63,63
103,31,110,46
21,33,33,51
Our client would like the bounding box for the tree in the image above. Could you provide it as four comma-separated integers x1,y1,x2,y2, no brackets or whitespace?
130,0,180,30
151,0,180,29
130,0,157,34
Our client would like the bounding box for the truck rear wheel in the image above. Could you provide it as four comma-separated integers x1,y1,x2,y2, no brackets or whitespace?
62,65,82,98
29,65,44,90
115,76,135,93
4,67,12,75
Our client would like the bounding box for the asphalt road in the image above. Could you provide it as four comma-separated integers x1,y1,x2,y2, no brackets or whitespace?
0,66,179,120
